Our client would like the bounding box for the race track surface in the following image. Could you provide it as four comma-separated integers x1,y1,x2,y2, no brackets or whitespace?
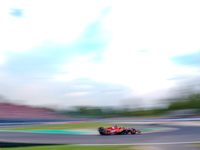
0,124,200,145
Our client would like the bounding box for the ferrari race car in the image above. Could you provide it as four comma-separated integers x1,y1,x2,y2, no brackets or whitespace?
98,125,141,135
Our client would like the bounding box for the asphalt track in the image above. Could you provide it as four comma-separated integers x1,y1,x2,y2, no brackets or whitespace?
0,124,200,145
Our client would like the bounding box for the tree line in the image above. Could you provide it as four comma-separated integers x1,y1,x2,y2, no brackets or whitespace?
59,93,200,118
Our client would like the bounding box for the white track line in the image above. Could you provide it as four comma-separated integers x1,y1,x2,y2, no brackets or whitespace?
76,141,200,146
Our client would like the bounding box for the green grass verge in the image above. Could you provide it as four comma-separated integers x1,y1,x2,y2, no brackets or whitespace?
1,145,133,150
2,122,131,131
190,143,200,148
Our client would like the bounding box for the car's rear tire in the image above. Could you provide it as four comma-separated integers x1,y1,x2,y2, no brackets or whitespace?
98,127,105,135
99,132,103,135
104,130,111,135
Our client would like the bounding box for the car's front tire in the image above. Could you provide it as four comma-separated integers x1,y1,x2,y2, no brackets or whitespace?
131,128,136,134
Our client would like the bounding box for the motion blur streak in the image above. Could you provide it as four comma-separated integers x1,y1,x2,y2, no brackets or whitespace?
0,0,200,149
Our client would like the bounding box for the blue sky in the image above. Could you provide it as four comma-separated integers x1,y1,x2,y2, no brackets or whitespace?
0,0,200,109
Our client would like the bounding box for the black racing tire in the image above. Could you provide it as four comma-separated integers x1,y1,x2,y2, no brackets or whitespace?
100,132,104,135
131,128,136,134
104,130,111,135
98,127,105,135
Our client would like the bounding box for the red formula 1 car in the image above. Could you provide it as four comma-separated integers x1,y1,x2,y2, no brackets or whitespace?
98,125,141,135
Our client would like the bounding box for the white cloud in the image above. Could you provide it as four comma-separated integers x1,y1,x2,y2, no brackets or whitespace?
0,0,113,52
55,45,199,100
100,0,200,96
0,52,4,65
63,92,90,97
72,85,93,89
103,0,200,57
1,0,200,108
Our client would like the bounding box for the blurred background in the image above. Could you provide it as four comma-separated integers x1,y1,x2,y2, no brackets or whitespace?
0,0,200,120
1,1,200,150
